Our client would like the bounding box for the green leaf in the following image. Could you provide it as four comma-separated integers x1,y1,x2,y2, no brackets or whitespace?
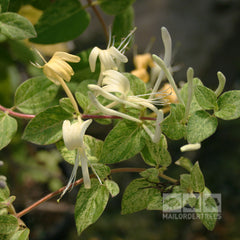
91,163,110,181
59,98,75,114
105,180,120,197
9,228,30,240
75,179,109,235
76,79,97,96
141,134,171,167
30,0,90,44
161,104,186,140
194,85,217,110
0,215,18,235
140,168,160,183
180,174,192,192
0,113,17,150
100,121,145,164
124,73,146,95
0,0,9,13
195,188,218,230
187,110,218,143
112,6,134,45
175,157,193,172
75,92,90,112
22,106,72,145
99,0,135,15
0,12,36,40
180,78,203,114
191,162,205,192
162,192,184,211
56,135,103,165
147,194,163,210
215,90,240,120
0,186,10,202
121,178,159,214
15,77,59,114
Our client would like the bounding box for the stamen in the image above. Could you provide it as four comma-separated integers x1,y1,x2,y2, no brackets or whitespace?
118,27,137,53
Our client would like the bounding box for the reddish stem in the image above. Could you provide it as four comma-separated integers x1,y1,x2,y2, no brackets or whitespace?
0,105,35,120
0,105,156,121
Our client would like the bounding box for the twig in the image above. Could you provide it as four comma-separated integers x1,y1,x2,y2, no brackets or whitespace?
0,105,35,120
0,105,156,121
87,0,109,41
16,167,177,218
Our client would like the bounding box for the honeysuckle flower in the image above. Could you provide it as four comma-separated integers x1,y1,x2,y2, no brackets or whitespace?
32,51,80,85
59,118,92,200
180,143,201,152
89,28,136,85
150,27,173,94
88,70,167,143
32,50,81,114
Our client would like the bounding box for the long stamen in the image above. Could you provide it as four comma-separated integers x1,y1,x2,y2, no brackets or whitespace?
118,27,137,53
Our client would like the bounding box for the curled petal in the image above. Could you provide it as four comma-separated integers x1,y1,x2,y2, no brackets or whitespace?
53,51,80,63
108,46,128,63
79,148,91,189
161,27,172,67
43,65,62,85
89,47,100,72
99,50,118,70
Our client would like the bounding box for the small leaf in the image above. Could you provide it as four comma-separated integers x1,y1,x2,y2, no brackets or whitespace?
121,178,159,215
91,163,110,181
112,6,134,46
30,0,90,44
100,121,146,164
0,186,10,202
0,12,36,40
0,215,18,235
15,77,59,114
75,92,90,112
141,134,171,167
161,104,186,140
215,90,240,120
191,162,205,192
187,110,218,143
180,174,192,192
59,98,75,114
99,0,135,15
9,228,30,240
23,106,73,145
175,157,193,172
0,112,17,150
105,180,120,197
75,179,109,235
194,85,217,110
140,168,160,183
124,73,146,95
195,188,218,230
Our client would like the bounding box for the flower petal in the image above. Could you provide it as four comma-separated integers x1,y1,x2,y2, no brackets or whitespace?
89,47,100,72
53,51,80,63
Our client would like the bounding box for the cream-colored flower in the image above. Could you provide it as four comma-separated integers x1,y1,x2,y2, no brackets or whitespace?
59,118,92,200
180,143,201,152
88,70,166,143
33,51,80,85
89,28,135,85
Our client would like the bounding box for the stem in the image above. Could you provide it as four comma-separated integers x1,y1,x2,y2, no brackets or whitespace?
87,0,109,42
16,167,177,218
0,105,35,119
57,78,80,115
0,105,157,121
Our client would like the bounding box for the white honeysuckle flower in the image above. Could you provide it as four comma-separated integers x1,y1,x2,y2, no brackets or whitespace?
59,118,92,200
88,70,167,143
180,143,201,152
32,51,80,85
150,27,173,92
89,28,136,85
